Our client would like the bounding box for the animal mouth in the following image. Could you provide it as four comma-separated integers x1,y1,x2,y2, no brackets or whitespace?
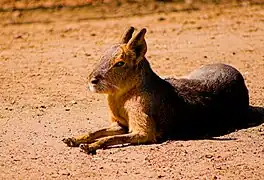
88,80,119,94
88,83,98,93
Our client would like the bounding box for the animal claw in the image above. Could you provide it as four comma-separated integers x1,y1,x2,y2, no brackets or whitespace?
62,137,78,147
80,143,97,155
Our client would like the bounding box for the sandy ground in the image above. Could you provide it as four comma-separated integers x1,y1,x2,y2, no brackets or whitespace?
0,1,264,179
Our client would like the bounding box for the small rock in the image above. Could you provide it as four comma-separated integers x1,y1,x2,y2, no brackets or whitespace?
91,33,96,36
204,55,208,58
158,175,165,178
65,108,70,111
51,173,58,178
205,154,213,158
60,170,70,176
48,28,54,32
71,100,77,105
158,17,166,21
14,34,23,39
12,11,21,18
216,166,222,170
63,27,73,33
85,53,91,56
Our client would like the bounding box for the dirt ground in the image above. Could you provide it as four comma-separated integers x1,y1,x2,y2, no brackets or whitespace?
0,1,264,179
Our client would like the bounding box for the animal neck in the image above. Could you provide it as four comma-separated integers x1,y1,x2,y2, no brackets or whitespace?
137,57,163,85
137,57,159,80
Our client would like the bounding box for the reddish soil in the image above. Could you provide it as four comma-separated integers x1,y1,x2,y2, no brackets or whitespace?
0,1,264,179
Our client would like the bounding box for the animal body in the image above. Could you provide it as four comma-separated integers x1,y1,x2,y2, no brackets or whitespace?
62,27,249,154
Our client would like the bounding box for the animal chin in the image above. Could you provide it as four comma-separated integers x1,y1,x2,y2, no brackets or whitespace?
88,83,97,93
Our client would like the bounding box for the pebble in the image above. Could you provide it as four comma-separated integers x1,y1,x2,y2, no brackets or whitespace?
59,169,70,176
205,154,213,159
14,34,23,39
12,11,21,18
158,175,165,178
40,105,46,109
51,174,58,178
71,100,77,104
158,17,166,21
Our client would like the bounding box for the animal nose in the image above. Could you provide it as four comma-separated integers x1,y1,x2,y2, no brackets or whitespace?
90,77,99,85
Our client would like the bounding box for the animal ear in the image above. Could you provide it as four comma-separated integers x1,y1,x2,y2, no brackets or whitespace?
120,26,135,43
126,28,147,63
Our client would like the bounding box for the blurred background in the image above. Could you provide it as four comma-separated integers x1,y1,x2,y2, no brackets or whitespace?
0,0,264,25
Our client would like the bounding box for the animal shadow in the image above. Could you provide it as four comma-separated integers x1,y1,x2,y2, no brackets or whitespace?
207,105,264,139
245,105,264,129
167,105,264,141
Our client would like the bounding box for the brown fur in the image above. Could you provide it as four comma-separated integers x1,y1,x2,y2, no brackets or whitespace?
62,27,249,154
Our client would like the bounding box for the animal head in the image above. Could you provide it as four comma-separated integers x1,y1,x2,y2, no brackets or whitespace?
88,27,148,94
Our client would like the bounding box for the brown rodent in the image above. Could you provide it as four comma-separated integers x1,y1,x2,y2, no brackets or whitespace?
62,27,249,154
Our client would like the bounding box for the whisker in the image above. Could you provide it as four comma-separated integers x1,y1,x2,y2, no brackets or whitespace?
101,81,120,90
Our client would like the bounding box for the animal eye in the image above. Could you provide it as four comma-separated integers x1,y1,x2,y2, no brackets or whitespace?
114,61,125,67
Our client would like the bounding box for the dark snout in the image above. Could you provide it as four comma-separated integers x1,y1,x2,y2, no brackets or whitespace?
90,77,100,85
89,74,103,84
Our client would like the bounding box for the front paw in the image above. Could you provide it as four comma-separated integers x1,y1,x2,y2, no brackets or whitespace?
80,143,97,155
62,137,78,147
